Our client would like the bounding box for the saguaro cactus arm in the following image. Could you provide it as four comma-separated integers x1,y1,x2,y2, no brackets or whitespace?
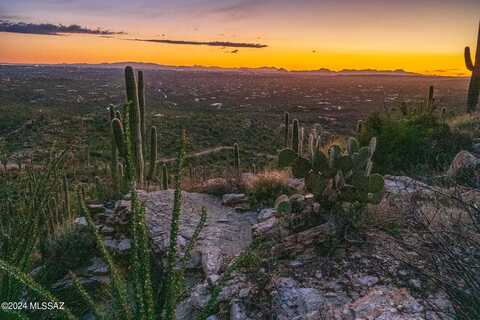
465,46,474,71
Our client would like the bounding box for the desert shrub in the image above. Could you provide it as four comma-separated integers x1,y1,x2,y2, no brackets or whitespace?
38,225,97,286
245,170,292,207
359,112,471,175
390,185,480,320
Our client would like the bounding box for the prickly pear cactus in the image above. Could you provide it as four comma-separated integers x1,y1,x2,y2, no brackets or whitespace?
277,120,384,205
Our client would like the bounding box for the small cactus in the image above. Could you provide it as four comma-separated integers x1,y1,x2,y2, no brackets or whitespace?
465,21,480,113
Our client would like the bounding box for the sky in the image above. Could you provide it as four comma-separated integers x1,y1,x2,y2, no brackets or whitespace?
0,0,479,75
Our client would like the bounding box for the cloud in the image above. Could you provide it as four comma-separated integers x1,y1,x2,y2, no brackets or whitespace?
130,38,267,48
0,20,125,36
231,49,239,54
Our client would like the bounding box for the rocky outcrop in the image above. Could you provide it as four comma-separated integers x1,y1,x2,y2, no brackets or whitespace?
447,150,479,178
140,190,257,277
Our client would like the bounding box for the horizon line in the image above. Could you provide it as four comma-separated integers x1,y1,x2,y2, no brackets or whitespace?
0,61,469,78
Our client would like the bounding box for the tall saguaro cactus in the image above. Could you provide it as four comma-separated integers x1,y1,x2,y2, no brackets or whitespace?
124,66,145,186
465,21,480,113
284,112,290,147
137,70,146,149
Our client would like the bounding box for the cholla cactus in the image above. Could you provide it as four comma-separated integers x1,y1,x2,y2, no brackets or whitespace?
465,21,480,113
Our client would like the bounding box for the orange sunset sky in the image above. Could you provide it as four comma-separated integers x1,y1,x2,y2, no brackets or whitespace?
0,0,479,76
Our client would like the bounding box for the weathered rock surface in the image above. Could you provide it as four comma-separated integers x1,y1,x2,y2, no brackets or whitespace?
272,277,324,320
447,150,479,178
140,190,257,277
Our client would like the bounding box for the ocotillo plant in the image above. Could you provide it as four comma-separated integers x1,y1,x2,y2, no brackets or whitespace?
63,175,70,220
465,21,480,113
292,119,300,155
124,66,145,186
233,143,240,179
284,112,290,147
137,70,146,150
148,126,157,182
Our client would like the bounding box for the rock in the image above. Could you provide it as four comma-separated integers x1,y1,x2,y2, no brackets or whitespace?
257,208,275,222
384,176,434,195
447,150,479,177
74,217,88,226
230,301,252,320
272,222,335,257
356,275,379,287
472,143,480,154
287,178,305,191
86,257,108,275
222,194,248,206
272,277,324,320
143,190,255,278
252,216,278,237
338,286,425,320
312,202,321,214
202,246,222,276
104,238,131,253
87,204,105,214
206,316,219,320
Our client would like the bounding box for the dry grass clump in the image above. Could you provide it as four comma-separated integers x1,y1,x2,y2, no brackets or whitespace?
244,170,292,207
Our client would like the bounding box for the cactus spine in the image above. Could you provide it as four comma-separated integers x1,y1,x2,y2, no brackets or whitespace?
125,66,144,186
148,126,157,182
292,119,300,155
465,21,480,113
284,112,290,147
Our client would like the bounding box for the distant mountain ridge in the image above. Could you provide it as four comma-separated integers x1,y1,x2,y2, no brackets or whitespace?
1,61,430,76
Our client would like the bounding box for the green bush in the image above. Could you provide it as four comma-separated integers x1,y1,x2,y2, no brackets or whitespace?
359,112,471,175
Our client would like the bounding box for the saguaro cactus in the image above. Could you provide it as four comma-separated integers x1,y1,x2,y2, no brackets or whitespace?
137,70,146,148
284,112,290,147
465,21,480,113
292,119,300,155
109,108,119,193
161,164,169,190
124,66,144,186
148,126,157,181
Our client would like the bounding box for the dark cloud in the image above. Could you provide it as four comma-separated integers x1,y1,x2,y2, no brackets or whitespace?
231,49,239,54
0,20,125,36
130,38,267,48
